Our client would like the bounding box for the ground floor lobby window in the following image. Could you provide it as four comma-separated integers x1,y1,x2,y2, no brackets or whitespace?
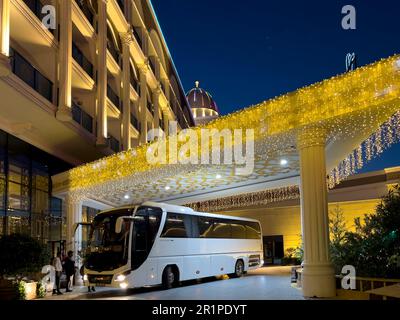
0,129,72,251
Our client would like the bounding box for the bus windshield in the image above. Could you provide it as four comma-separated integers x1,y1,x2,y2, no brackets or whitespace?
85,209,133,271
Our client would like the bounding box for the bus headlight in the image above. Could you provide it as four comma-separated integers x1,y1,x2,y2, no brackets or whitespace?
83,274,88,281
115,274,126,282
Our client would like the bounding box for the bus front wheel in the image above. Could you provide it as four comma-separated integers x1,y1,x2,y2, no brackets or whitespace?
230,260,245,278
162,266,178,289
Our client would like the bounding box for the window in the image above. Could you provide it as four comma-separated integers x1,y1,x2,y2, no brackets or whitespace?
161,212,192,238
245,221,262,239
231,221,246,239
207,219,231,238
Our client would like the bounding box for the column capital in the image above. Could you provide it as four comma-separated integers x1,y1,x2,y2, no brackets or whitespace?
153,83,162,96
138,59,149,75
120,31,133,46
297,127,327,150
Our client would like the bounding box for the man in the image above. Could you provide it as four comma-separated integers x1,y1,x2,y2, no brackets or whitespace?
52,252,63,295
64,251,75,293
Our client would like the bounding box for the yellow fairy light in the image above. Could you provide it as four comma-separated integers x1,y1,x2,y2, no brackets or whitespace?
65,54,400,200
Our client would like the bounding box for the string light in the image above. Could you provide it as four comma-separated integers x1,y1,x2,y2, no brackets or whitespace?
186,186,300,212
56,54,400,203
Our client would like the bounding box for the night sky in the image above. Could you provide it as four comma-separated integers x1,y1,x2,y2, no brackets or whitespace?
151,0,400,173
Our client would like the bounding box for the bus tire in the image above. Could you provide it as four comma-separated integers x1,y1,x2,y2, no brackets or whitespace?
162,266,177,290
230,260,245,278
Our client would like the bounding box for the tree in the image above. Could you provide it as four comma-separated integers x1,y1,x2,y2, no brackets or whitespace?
330,185,400,278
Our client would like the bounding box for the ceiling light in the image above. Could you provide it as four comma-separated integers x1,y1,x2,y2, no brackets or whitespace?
124,194,130,200
280,159,288,166
216,174,222,179
165,186,171,191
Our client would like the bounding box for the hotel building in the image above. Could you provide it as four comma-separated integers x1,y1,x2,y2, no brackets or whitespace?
0,0,194,251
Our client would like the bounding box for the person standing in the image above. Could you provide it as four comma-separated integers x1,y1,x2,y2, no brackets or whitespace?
64,251,75,293
52,252,63,295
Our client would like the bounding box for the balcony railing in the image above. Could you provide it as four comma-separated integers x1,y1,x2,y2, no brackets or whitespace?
72,42,94,78
108,135,120,153
149,58,156,76
107,85,121,111
72,102,93,134
147,101,154,116
130,113,140,132
132,27,142,49
107,40,120,65
23,0,55,35
116,0,124,14
74,0,94,26
10,48,53,103
159,118,164,130
130,75,140,94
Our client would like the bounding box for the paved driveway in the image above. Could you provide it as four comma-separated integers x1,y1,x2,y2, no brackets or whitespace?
44,266,304,300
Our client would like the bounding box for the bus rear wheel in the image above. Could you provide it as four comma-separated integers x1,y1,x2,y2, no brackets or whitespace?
162,266,177,289
230,260,245,278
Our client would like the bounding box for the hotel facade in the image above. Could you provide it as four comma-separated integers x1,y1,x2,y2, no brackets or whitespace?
0,0,194,252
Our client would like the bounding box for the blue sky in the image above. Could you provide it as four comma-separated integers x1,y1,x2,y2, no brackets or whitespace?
152,0,400,172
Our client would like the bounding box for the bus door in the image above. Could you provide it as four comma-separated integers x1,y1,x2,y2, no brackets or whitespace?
131,207,162,283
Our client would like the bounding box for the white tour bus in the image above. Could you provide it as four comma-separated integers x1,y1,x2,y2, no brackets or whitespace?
79,202,263,289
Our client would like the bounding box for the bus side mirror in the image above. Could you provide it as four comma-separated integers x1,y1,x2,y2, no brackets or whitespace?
115,216,135,233
115,217,124,234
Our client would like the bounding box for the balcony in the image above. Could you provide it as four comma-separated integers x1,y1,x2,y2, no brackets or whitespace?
132,27,142,49
147,101,154,116
74,0,94,27
72,43,94,78
10,48,53,103
72,102,93,134
130,75,140,94
107,85,121,111
130,113,140,132
148,58,156,76
108,135,120,153
107,40,120,65
116,0,125,14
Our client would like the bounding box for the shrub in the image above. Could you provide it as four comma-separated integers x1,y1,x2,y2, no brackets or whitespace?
0,234,50,277
329,185,400,278
15,280,26,300
36,281,46,298
282,247,303,265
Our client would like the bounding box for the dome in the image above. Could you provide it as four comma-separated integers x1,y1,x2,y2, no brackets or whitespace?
186,81,219,114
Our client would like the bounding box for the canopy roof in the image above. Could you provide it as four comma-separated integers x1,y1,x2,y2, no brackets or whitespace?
53,55,400,208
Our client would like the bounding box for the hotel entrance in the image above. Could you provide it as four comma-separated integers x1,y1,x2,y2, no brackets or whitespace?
263,235,284,265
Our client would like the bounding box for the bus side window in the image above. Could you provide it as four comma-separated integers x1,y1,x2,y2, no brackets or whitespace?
231,221,246,239
211,219,232,238
245,222,262,239
198,217,213,238
161,213,191,238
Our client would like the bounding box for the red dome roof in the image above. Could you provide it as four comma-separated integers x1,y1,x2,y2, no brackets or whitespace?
186,81,219,113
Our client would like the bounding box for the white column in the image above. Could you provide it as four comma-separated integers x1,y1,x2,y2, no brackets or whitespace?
153,85,161,130
0,0,10,76
96,0,108,145
65,194,82,260
163,111,169,136
120,32,133,150
138,62,148,144
297,128,336,298
56,0,73,121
